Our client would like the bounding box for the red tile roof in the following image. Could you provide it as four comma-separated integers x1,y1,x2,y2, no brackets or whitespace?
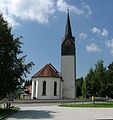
32,63,61,78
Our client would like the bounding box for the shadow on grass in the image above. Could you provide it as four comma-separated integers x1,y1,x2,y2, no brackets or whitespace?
8,110,56,119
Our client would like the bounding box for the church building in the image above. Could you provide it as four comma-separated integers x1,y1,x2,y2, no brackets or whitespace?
31,11,76,99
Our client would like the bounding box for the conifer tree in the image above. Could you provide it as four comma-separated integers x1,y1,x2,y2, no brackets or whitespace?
81,80,86,98
85,67,96,97
76,77,83,97
106,62,113,98
94,60,106,97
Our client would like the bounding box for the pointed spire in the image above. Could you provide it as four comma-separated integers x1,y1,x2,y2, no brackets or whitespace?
64,9,72,39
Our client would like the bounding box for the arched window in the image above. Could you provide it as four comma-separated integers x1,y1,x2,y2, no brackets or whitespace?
54,81,57,96
42,81,46,96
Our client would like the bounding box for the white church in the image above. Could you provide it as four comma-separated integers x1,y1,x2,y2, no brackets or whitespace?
31,11,76,100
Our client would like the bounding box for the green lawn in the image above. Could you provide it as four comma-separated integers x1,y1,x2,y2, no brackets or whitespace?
0,107,19,118
60,102,113,108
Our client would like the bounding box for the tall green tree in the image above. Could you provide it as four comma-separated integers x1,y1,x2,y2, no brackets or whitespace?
94,60,106,97
85,67,96,97
0,14,34,99
24,79,32,88
106,62,113,98
81,80,86,98
81,60,113,98
76,77,83,97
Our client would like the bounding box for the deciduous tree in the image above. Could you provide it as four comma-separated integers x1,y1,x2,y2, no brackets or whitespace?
0,14,34,99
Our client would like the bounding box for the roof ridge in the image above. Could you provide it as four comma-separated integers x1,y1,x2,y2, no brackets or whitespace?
47,64,52,77
32,63,61,78
32,64,47,78
49,63,58,73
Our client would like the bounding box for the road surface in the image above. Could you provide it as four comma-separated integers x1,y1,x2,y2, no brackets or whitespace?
6,105,113,120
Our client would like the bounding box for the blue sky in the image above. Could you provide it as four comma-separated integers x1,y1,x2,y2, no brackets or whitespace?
0,0,113,79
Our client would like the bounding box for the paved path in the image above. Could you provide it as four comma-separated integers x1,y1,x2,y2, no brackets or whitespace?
6,106,113,120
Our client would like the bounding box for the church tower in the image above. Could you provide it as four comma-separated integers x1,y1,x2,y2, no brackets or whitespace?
61,11,76,99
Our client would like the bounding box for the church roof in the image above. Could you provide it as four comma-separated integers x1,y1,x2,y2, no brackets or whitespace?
32,63,61,78
61,10,75,56
64,10,72,39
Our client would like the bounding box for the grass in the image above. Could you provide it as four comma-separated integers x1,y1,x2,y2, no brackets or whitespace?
60,102,113,108
0,107,20,118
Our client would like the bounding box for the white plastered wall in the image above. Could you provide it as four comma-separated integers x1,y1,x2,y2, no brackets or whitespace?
31,77,62,99
61,56,76,99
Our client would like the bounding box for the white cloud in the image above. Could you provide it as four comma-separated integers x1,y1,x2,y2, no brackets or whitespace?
57,0,84,15
106,39,113,48
90,27,100,34
0,0,92,27
79,33,88,40
56,0,92,16
110,49,113,55
81,2,92,17
86,43,102,53
0,0,55,27
106,39,113,55
90,27,109,38
101,28,108,37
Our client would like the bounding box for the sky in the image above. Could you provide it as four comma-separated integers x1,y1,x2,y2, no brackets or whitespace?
0,0,113,79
